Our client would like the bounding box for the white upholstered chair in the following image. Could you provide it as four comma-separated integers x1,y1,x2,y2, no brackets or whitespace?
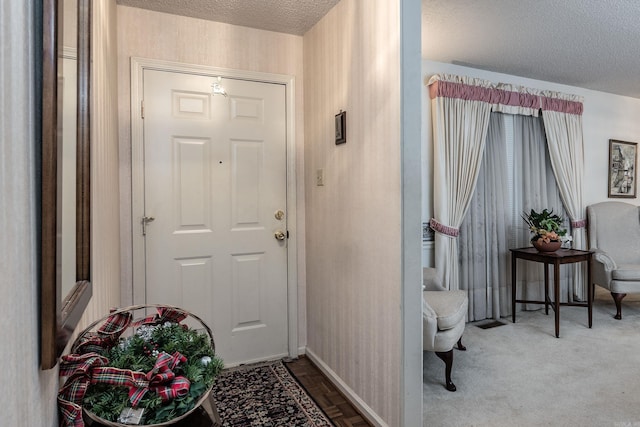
423,267,468,391
587,201,640,319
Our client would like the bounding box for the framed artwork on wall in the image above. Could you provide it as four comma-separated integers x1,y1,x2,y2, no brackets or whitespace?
608,139,637,198
335,110,346,145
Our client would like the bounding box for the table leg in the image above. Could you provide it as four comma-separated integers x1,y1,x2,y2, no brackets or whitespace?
512,254,517,324
544,263,549,315
554,261,560,338
587,259,593,328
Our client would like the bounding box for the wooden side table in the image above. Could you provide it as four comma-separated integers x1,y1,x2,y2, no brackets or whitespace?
510,247,593,338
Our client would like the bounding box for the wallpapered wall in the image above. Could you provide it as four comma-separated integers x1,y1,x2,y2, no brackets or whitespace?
117,3,422,424
115,6,307,346
1,1,120,425
303,1,405,425
1,2,59,425
76,0,122,333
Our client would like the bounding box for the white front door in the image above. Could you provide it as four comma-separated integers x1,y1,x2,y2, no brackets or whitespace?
141,69,288,365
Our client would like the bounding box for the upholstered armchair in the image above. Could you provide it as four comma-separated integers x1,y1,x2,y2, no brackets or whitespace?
423,267,468,391
587,201,640,319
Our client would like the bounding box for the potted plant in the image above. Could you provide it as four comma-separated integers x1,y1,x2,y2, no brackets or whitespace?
521,208,570,252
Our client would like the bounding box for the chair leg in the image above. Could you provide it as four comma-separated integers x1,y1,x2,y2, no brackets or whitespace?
611,292,627,320
435,349,456,392
457,337,466,351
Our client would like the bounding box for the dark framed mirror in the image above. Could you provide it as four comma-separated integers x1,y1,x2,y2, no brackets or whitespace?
41,0,92,370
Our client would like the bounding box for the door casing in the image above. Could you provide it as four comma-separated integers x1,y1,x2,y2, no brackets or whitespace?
129,57,298,360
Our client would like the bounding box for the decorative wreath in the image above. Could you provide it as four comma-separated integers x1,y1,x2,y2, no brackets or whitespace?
58,305,224,427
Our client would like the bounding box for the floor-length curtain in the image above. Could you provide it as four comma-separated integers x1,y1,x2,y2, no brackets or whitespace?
459,113,510,320
431,81,492,290
512,115,572,304
428,74,585,296
542,100,586,300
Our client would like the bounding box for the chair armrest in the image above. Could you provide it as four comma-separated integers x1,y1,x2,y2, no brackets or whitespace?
591,248,615,287
422,297,438,351
593,249,617,271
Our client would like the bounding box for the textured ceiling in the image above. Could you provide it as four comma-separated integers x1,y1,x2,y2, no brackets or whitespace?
117,0,640,99
116,0,340,36
423,0,640,98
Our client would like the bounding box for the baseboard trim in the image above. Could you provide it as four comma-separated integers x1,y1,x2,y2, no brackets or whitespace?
305,348,388,427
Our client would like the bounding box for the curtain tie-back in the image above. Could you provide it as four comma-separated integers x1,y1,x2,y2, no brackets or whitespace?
571,219,587,228
430,218,459,237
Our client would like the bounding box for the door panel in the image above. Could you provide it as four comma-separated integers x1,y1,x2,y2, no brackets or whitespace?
142,69,288,365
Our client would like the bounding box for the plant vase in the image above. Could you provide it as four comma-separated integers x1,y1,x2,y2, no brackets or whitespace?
532,239,562,253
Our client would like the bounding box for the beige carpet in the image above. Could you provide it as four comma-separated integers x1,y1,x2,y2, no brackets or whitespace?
423,288,640,427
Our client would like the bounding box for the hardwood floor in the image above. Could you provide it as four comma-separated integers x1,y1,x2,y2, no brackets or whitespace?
285,356,374,427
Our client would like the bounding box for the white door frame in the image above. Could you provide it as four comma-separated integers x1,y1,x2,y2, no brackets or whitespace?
130,57,298,359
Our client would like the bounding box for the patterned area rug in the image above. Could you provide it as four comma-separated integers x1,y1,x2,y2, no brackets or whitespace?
211,360,333,427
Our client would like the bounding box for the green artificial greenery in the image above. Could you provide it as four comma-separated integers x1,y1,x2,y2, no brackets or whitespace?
83,322,224,425
521,208,567,243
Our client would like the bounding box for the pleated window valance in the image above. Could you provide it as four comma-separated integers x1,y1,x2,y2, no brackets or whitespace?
428,74,583,117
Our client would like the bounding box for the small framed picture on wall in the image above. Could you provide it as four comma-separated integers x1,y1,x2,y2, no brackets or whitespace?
608,139,637,198
335,111,346,145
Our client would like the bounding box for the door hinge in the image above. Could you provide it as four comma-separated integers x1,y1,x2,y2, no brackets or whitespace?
141,100,144,119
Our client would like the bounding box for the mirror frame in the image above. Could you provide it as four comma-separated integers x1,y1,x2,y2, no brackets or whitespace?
41,0,92,370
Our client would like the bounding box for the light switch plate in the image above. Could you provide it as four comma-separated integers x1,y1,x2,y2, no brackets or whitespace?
316,169,324,186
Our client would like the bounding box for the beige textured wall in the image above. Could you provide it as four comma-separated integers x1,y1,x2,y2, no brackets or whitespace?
115,6,307,345
63,0,78,48
303,1,403,425
0,3,59,425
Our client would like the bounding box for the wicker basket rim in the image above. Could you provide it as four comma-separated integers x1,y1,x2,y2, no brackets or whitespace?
83,391,211,427
72,304,215,353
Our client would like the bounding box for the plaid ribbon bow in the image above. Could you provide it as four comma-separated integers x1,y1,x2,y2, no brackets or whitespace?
58,353,110,427
58,352,190,427
73,310,132,354
57,309,190,427
58,310,133,427
133,307,188,327
91,351,191,407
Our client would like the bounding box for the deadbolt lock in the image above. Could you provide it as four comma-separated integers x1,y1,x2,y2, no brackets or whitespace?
275,210,285,220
